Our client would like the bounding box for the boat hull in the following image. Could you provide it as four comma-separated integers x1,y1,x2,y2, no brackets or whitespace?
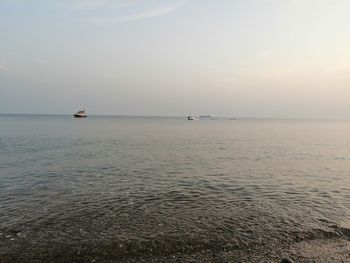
74,114,87,118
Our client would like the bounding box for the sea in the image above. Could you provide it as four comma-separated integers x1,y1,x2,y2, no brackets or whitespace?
1,115,350,262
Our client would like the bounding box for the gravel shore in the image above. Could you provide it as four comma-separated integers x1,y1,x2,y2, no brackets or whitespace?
1,237,349,263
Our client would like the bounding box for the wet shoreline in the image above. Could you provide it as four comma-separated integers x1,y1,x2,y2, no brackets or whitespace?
1,226,350,263
1,237,350,263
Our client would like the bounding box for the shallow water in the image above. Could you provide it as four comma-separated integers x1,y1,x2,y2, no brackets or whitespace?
1,115,350,260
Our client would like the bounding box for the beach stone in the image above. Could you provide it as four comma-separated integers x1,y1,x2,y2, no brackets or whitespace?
280,258,294,263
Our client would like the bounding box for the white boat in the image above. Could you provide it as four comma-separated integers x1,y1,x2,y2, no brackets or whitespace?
74,109,87,118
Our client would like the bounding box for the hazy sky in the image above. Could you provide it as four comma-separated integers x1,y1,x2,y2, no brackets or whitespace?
1,0,350,118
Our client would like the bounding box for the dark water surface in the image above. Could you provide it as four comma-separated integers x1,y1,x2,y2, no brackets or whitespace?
1,115,350,261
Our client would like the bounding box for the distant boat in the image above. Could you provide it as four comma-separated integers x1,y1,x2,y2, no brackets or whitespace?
74,109,87,118
187,116,197,120
199,115,211,119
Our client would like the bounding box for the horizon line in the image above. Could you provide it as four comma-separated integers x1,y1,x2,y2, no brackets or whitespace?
0,113,349,121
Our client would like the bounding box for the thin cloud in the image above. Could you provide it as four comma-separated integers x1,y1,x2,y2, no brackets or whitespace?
59,0,141,10
95,4,181,24
61,0,110,10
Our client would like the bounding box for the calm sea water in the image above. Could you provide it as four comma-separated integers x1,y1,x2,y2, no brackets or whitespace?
1,115,350,261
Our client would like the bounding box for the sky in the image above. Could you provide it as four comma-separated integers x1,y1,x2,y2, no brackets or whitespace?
1,0,350,118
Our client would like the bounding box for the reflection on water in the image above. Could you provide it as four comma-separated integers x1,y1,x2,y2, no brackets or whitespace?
1,115,350,260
